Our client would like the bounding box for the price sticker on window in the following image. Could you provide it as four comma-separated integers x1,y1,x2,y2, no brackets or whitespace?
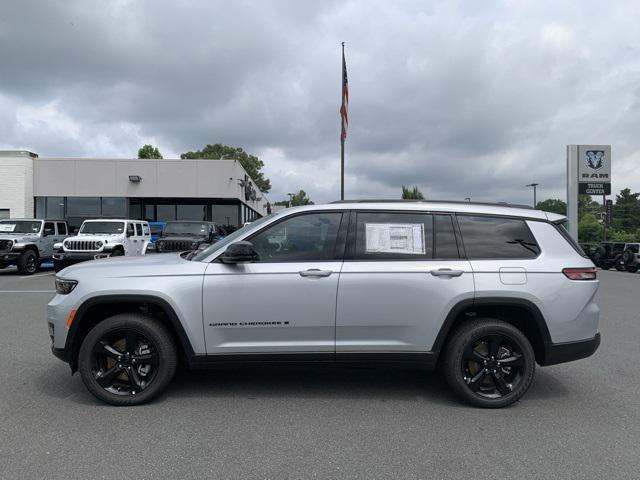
365,223,425,254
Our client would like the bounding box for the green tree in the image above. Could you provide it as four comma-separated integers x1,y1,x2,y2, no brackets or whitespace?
578,213,602,243
612,188,640,232
181,144,271,193
401,185,424,200
274,190,314,207
137,144,163,159
535,198,566,215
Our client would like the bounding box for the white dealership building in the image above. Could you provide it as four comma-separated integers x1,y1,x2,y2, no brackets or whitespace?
0,151,270,230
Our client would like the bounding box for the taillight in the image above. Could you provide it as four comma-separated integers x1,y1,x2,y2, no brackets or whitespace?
562,267,597,280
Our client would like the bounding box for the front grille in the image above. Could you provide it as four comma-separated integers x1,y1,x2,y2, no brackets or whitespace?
0,240,12,252
158,240,193,252
65,240,102,251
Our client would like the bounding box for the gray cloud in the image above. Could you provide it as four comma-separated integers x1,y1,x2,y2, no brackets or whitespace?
1,0,639,204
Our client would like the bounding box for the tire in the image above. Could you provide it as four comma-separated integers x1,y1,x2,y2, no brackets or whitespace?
16,250,38,275
442,319,536,408
615,263,626,271
78,313,177,406
53,259,67,273
110,249,123,257
626,265,638,273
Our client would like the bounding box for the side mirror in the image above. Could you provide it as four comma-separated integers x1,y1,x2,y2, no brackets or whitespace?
220,241,258,264
126,229,133,238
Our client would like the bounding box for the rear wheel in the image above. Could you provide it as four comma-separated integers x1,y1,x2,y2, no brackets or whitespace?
442,319,535,408
110,249,123,257
78,313,177,406
17,250,38,275
626,265,638,273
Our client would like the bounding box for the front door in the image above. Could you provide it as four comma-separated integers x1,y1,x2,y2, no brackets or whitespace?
40,222,57,258
203,211,346,355
336,212,475,354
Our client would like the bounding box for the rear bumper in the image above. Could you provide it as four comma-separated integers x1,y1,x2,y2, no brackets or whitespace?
540,333,601,366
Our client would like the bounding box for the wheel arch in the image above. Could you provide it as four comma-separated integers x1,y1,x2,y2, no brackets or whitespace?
433,297,552,365
65,294,195,373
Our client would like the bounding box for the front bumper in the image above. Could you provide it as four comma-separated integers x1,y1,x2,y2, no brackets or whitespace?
0,251,21,263
540,333,601,366
53,251,112,266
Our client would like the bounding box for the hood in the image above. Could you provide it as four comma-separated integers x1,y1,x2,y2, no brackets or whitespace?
0,234,35,243
58,252,206,278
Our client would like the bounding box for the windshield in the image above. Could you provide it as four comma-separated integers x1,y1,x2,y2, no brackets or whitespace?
191,214,275,261
79,221,125,234
0,220,42,234
164,222,211,236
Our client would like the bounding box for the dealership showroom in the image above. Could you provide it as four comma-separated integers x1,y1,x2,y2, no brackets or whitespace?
0,150,269,230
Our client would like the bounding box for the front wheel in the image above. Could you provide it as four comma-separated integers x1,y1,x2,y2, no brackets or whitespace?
442,319,536,408
78,313,177,406
17,250,38,275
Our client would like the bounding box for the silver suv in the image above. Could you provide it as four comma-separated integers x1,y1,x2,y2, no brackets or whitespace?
47,201,601,407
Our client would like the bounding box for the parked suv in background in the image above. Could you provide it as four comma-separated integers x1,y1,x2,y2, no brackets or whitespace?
620,243,640,273
0,219,68,274
53,219,150,272
48,201,600,408
155,221,226,253
592,242,626,270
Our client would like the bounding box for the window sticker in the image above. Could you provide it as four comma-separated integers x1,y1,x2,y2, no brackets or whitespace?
0,224,16,232
365,223,425,254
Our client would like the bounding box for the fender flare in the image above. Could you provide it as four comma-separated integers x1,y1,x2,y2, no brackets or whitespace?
431,297,552,354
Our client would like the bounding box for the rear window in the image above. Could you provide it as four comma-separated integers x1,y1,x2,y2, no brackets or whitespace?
458,215,540,259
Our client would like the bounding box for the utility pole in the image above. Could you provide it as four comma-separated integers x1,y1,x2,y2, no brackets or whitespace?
287,192,295,208
525,183,539,208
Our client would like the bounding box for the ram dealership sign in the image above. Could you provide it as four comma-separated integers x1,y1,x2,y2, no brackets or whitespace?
577,145,611,195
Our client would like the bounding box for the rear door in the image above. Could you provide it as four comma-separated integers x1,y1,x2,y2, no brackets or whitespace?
336,211,474,354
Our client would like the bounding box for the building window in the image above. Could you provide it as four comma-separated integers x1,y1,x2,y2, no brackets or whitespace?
102,197,126,217
177,204,206,221
144,204,155,221
157,204,176,221
67,197,100,217
45,197,65,219
212,204,239,227
35,197,45,218
0,209,9,219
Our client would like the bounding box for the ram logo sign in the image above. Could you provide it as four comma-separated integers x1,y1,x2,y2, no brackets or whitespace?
578,145,611,195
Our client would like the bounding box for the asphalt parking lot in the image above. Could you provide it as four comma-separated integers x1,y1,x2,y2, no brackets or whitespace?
0,268,638,479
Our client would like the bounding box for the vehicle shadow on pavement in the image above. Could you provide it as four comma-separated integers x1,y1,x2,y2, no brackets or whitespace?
36,363,571,407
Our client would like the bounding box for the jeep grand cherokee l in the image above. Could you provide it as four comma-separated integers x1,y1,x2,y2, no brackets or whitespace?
47,201,600,408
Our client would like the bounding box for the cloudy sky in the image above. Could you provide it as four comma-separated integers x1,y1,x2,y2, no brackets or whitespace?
1,0,639,204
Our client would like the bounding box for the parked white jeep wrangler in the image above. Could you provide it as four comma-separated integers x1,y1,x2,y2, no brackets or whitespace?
53,219,150,273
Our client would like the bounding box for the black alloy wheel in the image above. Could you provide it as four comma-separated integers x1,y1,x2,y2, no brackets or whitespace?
90,330,159,396
17,250,38,275
78,313,177,406
443,319,535,408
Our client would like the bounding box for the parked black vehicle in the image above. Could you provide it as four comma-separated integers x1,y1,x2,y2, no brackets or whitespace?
592,242,626,270
619,243,640,273
155,221,226,253
579,243,599,262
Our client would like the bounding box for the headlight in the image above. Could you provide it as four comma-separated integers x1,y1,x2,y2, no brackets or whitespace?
96,241,104,248
5,240,14,250
191,242,199,249
64,241,70,248
55,278,78,295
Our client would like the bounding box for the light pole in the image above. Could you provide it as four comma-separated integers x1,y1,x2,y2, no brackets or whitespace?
525,183,539,208
287,193,295,208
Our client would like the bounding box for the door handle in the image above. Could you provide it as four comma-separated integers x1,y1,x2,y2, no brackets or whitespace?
298,269,333,278
430,268,464,277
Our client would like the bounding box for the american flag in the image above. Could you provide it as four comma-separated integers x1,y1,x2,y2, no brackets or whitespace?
340,44,349,141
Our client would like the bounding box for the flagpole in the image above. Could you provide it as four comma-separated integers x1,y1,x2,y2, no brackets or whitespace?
340,41,345,200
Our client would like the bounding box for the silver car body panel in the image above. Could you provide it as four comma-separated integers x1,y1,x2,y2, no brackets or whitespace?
47,201,599,362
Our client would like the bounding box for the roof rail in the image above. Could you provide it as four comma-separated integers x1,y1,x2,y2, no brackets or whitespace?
330,199,534,209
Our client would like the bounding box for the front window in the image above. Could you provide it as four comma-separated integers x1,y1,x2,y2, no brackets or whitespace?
0,220,42,234
164,222,211,236
79,221,125,235
249,212,343,262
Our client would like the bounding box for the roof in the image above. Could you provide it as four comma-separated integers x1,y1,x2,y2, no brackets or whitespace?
278,201,565,222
